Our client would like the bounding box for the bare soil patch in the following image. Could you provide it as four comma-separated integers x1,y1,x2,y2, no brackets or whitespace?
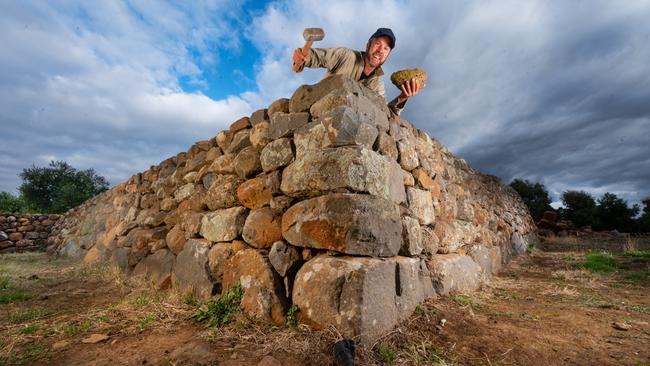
1,238,649,365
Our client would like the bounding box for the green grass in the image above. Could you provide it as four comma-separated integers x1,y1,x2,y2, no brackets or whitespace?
0,342,51,365
623,272,648,280
194,282,243,327
628,305,650,314
286,304,298,328
137,314,157,332
0,278,32,304
18,324,38,335
0,275,9,289
583,252,618,272
623,250,650,258
375,342,397,364
452,294,481,310
62,319,92,336
10,309,51,324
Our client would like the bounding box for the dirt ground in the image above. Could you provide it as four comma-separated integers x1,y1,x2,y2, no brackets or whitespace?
1,236,649,366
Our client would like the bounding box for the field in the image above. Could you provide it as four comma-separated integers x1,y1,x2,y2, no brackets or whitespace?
1,236,649,365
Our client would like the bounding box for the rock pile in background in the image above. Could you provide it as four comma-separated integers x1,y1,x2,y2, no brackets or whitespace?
47,76,536,343
0,213,60,253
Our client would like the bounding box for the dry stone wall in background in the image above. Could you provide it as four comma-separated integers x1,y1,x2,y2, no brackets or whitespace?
47,76,537,343
0,213,60,253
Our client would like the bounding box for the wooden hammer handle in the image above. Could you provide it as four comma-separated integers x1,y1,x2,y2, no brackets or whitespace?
292,40,314,73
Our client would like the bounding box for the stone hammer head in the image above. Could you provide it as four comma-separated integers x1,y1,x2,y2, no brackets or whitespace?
303,28,325,42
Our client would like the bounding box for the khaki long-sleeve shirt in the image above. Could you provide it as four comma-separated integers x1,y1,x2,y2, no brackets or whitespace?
303,47,405,115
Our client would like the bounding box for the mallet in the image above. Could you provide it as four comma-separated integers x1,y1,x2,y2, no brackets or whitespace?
293,27,325,73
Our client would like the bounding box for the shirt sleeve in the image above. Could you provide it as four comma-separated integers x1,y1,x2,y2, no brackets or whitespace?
387,96,407,116
304,47,349,71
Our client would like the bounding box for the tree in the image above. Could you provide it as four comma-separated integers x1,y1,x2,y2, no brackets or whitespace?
0,191,26,213
593,192,638,232
561,191,596,227
636,198,650,232
509,178,553,222
18,161,109,213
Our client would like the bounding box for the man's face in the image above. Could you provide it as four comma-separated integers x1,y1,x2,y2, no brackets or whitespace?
365,36,392,68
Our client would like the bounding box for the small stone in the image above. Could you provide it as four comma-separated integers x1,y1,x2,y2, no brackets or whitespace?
390,68,427,89
269,241,302,277
52,340,71,350
82,334,110,344
612,322,632,331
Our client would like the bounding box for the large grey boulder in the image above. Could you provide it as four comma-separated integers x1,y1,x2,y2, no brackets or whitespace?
309,89,389,132
467,244,502,277
294,107,378,157
172,239,215,298
281,146,405,204
133,249,175,289
289,75,387,120
269,112,309,139
282,193,402,257
427,254,482,295
292,255,435,343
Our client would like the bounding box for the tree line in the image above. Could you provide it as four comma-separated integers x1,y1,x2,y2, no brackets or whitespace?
0,161,109,214
510,179,650,233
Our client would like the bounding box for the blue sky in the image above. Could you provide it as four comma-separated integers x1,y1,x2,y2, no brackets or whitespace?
1,0,649,208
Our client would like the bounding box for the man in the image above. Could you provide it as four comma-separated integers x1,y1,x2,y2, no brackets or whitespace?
292,28,422,115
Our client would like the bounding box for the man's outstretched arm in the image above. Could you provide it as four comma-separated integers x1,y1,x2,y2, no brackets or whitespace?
293,47,348,72
388,78,422,115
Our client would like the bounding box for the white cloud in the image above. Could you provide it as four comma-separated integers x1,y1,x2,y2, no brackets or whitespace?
1,0,649,211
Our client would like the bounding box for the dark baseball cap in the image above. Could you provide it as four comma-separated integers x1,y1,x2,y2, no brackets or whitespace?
370,28,396,49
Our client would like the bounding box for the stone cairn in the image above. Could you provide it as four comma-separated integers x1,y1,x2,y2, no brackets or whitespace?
48,76,536,343
0,213,60,253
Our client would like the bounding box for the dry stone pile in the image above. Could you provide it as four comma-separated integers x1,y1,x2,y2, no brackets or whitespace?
0,213,60,253
48,75,536,343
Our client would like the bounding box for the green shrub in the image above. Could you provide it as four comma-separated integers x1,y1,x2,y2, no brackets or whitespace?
286,304,298,328
194,282,243,327
375,342,397,364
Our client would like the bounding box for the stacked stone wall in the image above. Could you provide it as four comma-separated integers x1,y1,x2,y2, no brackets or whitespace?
48,76,536,343
0,212,60,253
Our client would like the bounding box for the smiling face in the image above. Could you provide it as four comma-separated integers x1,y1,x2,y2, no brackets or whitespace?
365,36,392,68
